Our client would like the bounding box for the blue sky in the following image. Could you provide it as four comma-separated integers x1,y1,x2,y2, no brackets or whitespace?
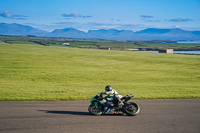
0,0,200,32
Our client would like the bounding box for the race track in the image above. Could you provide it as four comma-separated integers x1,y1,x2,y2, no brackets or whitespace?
0,99,200,133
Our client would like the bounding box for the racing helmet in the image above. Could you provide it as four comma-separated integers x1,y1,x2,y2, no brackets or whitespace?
105,85,112,91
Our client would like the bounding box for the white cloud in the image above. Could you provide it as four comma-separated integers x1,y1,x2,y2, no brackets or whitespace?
62,13,92,18
0,11,27,20
26,21,200,33
140,15,153,18
169,18,192,22
50,21,148,32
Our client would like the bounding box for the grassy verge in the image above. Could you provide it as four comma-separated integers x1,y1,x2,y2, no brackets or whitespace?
0,43,199,100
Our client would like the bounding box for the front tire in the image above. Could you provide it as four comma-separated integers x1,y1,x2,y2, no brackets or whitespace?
124,102,140,116
88,104,102,115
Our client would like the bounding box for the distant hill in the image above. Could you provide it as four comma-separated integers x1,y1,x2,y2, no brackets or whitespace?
134,28,200,40
87,29,135,40
0,23,200,41
51,28,87,38
136,28,170,34
0,23,49,36
87,28,200,40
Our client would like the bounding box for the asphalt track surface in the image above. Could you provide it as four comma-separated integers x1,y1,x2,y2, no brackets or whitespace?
0,99,200,133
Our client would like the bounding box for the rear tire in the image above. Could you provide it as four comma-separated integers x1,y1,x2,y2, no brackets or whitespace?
124,102,140,116
88,104,102,115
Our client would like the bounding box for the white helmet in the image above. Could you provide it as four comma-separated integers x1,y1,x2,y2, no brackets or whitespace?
105,85,112,91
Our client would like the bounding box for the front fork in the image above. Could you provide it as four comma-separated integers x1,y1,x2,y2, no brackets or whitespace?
91,102,104,111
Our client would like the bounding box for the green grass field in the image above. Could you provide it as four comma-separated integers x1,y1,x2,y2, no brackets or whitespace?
0,43,200,100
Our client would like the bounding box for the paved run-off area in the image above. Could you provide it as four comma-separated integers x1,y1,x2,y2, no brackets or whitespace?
0,99,200,133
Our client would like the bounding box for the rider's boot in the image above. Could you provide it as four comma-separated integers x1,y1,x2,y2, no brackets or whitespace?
118,100,124,107
104,106,108,114
105,108,114,114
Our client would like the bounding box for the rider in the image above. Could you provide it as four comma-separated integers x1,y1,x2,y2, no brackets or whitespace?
101,85,123,114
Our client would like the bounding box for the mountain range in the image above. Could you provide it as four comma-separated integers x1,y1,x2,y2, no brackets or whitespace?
0,23,200,41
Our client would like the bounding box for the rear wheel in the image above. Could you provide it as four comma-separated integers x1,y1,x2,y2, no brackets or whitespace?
124,102,140,116
88,104,102,115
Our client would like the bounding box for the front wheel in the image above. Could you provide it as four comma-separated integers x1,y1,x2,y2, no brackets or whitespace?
124,102,140,116
88,104,102,115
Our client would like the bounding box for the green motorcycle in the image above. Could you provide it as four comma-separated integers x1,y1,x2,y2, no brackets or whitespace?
88,93,140,116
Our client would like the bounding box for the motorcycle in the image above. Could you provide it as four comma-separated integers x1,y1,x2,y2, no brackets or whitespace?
88,93,140,116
